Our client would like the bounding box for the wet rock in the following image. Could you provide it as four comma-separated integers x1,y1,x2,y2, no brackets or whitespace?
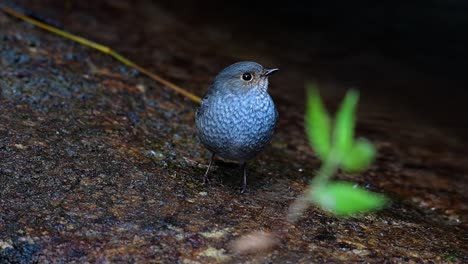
0,239,41,264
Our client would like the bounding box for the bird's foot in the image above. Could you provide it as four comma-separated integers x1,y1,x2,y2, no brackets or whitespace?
202,174,211,185
240,183,248,194
240,162,248,194
202,152,215,186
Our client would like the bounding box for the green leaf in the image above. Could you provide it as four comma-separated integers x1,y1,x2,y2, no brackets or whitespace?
333,90,359,159
341,138,376,173
305,83,332,160
310,181,388,216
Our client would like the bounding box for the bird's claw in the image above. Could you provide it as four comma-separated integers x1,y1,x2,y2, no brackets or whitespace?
202,175,211,185
240,184,247,194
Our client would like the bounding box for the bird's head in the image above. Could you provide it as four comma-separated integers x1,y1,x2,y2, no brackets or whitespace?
212,61,278,94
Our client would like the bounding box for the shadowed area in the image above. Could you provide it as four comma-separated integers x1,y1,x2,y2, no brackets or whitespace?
0,1,467,262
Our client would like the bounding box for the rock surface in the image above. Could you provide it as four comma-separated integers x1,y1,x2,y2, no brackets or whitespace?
0,1,467,263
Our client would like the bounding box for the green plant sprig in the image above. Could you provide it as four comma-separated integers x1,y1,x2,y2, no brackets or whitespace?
305,83,388,217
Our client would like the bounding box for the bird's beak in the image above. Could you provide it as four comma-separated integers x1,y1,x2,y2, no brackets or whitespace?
264,68,279,76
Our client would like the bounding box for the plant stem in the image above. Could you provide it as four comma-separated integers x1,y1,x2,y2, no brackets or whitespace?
310,150,340,188
286,150,340,223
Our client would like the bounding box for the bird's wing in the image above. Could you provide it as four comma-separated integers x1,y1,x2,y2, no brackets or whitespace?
195,87,213,119
274,106,279,127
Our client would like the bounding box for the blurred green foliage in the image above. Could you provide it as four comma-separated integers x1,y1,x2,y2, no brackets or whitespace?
305,83,388,216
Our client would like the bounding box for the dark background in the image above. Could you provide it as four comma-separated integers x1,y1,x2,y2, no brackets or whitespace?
159,0,468,77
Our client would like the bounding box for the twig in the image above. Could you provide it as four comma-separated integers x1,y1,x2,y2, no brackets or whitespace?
0,6,202,104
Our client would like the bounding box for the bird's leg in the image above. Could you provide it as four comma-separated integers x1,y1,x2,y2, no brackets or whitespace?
203,152,215,185
240,162,248,193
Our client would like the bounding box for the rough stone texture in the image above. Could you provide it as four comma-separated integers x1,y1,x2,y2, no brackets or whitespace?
0,1,467,263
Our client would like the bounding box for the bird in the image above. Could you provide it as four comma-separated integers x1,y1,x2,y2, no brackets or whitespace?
195,61,279,193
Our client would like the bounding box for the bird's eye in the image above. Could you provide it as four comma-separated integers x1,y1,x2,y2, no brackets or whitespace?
242,72,252,81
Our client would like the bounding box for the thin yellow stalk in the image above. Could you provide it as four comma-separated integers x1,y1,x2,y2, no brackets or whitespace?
0,6,202,104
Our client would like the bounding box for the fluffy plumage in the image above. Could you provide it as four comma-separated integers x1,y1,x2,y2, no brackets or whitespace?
195,61,279,192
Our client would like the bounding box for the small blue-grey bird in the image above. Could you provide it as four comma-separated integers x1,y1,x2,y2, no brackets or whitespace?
195,61,279,193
